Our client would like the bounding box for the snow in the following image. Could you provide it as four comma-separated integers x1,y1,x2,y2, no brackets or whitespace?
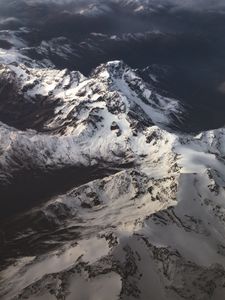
67,272,122,300
0,237,110,299
114,235,168,300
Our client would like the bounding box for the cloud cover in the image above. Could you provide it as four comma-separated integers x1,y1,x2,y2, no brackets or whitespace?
1,0,225,10
21,0,225,10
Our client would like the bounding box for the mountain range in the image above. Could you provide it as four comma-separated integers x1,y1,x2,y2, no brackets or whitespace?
1,1,225,299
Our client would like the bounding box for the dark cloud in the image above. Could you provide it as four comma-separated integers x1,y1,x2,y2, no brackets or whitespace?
0,0,225,32
17,0,225,12
162,0,225,11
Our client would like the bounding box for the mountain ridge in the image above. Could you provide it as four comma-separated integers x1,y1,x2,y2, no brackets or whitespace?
1,28,225,300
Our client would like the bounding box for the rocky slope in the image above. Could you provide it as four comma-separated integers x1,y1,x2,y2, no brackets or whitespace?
0,40,225,300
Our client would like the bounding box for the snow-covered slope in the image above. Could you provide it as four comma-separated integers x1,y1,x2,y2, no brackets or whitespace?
0,59,184,209
1,41,225,300
2,124,225,299
0,57,183,130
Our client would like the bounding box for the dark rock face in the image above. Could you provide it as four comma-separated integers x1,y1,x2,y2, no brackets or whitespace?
0,65,58,130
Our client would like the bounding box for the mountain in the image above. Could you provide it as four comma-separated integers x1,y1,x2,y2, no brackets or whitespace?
0,34,225,300
1,1,225,299
0,55,183,215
